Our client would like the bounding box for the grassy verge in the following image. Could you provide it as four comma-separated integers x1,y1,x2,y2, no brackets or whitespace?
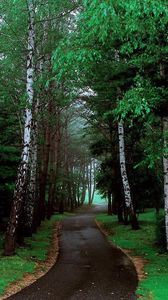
0,214,63,296
96,210,168,300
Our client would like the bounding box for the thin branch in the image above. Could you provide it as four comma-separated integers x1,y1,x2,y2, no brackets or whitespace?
35,6,80,24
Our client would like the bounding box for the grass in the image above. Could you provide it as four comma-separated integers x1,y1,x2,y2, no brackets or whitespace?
96,209,168,300
0,214,63,295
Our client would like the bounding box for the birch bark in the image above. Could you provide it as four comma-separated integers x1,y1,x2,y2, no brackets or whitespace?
118,121,133,209
91,159,96,203
25,108,38,235
4,0,35,255
118,121,139,229
25,49,43,233
163,117,168,250
81,161,87,204
87,162,92,205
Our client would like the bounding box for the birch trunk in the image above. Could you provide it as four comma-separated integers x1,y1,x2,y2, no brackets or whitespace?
87,161,92,205
91,159,96,204
4,0,35,255
25,115,38,235
25,40,46,233
118,121,139,229
162,117,168,250
80,162,87,205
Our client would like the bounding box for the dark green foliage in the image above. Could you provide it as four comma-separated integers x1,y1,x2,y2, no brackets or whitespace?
53,0,167,223
90,139,109,157
0,103,20,227
131,168,163,212
156,214,166,251
96,158,113,197
124,118,163,212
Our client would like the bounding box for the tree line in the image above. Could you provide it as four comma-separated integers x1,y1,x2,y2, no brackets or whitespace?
53,0,168,244
0,0,168,256
0,0,95,255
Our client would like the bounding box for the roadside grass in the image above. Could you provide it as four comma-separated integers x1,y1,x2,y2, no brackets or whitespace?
96,210,168,300
0,214,63,295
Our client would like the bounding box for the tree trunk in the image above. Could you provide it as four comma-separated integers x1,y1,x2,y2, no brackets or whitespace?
80,162,87,205
47,119,60,219
91,159,96,204
24,105,39,236
163,116,168,250
118,121,139,230
4,0,35,255
108,191,112,215
39,124,50,221
87,161,92,206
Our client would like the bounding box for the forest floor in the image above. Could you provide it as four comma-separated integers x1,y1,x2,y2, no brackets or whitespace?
96,209,168,300
0,214,64,299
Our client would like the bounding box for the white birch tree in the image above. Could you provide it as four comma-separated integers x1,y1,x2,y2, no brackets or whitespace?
118,121,139,229
4,0,35,255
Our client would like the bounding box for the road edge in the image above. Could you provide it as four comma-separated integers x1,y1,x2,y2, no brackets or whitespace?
95,219,148,281
0,221,62,300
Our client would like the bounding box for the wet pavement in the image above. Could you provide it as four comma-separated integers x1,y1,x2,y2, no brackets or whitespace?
7,205,138,300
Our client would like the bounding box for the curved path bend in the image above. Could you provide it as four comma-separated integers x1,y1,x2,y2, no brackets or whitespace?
8,205,138,300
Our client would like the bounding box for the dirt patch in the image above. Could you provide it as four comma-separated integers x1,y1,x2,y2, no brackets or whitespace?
121,249,148,281
95,219,148,281
0,221,62,300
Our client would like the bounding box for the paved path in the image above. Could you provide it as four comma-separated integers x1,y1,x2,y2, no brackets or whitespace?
8,205,138,300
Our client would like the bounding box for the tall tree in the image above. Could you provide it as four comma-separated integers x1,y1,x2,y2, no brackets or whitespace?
118,121,139,228
4,0,35,255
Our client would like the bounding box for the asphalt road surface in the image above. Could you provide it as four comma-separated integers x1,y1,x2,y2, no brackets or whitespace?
7,205,138,300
